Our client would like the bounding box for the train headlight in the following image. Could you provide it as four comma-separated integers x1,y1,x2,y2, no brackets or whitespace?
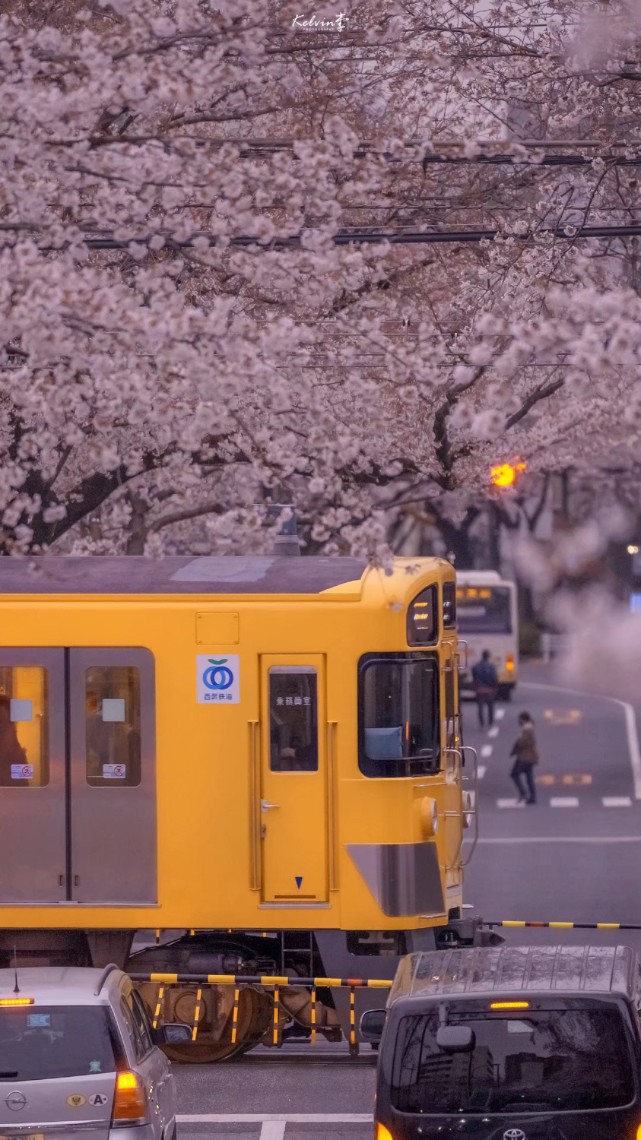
417,796,438,838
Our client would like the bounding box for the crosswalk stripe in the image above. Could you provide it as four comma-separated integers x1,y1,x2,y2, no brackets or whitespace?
488,726,499,738
481,744,493,757
602,796,633,807
495,708,506,720
497,798,524,808
550,797,579,807
478,765,487,779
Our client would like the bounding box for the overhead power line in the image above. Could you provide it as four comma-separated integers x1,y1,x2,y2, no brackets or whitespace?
75,221,641,252
210,138,641,166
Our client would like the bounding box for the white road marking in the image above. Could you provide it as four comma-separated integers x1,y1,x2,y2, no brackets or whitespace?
497,798,525,808
471,836,641,843
488,726,499,738
177,1115,373,1124
481,744,493,758
477,765,487,779
261,1124,286,1140
495,708,506,720
550,797,579,807
522,680,641,800
602,796,633,807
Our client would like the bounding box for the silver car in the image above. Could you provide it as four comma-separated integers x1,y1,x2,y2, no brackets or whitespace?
0,966,189,1140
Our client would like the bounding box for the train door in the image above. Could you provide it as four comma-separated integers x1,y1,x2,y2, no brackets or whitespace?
0,648,155,905
260,655,328,903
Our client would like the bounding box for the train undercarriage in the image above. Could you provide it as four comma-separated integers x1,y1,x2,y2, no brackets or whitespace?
0,918,501,1063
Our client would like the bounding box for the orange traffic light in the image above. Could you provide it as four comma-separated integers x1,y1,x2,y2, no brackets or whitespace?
490,461,526,489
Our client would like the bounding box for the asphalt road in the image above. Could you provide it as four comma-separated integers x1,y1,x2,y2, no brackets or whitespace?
174,662,641,1140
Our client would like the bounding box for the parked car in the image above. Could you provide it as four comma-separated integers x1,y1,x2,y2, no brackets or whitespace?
361,944,641,1140
0,965,190,1140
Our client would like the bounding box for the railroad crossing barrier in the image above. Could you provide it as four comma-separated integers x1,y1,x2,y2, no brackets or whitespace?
129,972,393,1055
486,920,641,930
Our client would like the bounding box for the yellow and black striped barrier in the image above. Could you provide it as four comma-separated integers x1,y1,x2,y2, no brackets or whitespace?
486,920,641,930
130,972,393,1057
130,972,393,987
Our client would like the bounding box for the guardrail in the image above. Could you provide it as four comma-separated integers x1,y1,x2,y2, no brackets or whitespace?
130,972,392,1055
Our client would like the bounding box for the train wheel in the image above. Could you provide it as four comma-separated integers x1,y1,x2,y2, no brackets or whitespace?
162,1040,250,1064
160,985,271,1064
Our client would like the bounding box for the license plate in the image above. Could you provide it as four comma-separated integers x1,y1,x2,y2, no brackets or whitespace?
0,1133,44,1140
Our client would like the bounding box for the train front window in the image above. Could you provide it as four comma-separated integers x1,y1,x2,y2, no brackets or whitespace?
359,654,439,777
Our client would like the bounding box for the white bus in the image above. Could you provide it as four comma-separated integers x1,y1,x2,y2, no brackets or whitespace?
456,570,519,698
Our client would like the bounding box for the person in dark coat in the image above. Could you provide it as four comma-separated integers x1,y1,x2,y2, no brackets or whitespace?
471,649,499,728
510,711,539,804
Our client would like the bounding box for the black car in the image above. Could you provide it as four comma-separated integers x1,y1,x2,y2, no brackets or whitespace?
361,944,641,1140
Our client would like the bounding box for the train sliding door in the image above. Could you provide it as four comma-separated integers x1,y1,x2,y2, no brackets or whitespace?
260,655,328,904
0,648,155,905
0,649,66,903
68,648,156,904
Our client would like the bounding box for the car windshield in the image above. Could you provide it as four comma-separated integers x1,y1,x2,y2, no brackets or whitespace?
0,1006,117,1080
391,1004,635,1114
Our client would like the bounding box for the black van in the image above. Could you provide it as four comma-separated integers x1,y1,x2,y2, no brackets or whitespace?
361,945,641,1140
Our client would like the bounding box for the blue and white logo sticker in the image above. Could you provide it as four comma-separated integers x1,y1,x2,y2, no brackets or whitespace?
197,655,240,704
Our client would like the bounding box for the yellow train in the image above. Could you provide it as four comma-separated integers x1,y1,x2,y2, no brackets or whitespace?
0,554,479,1058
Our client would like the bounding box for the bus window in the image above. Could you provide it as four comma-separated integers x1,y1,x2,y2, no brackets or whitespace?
269,668,318,772
456,585,512,634
359,654,439,778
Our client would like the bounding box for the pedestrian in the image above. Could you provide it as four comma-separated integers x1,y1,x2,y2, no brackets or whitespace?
510,711,539,805
471,649,499,728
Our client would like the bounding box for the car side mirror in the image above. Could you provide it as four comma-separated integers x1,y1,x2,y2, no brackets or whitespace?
436,1025,475,1052
360,1009,386,1043
155,1023,193,1045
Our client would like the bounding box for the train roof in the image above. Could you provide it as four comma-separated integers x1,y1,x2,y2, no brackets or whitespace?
388,946,636,1004
0,555,370,595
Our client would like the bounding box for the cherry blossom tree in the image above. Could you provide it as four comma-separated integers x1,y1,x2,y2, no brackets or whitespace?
1,0,641,558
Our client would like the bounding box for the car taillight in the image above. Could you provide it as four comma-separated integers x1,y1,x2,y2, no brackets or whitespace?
375,1125,394,1140
111,1071,148,1126
636,1126,641,1139
506,654,515,672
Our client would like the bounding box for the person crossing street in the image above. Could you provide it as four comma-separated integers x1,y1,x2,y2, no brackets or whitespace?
510,710,539,805
472,649,499,728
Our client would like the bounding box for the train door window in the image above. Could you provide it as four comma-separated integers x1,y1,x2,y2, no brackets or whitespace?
85,666,141,787
359,653,439,777
0,665,49,787
269,667,318,772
